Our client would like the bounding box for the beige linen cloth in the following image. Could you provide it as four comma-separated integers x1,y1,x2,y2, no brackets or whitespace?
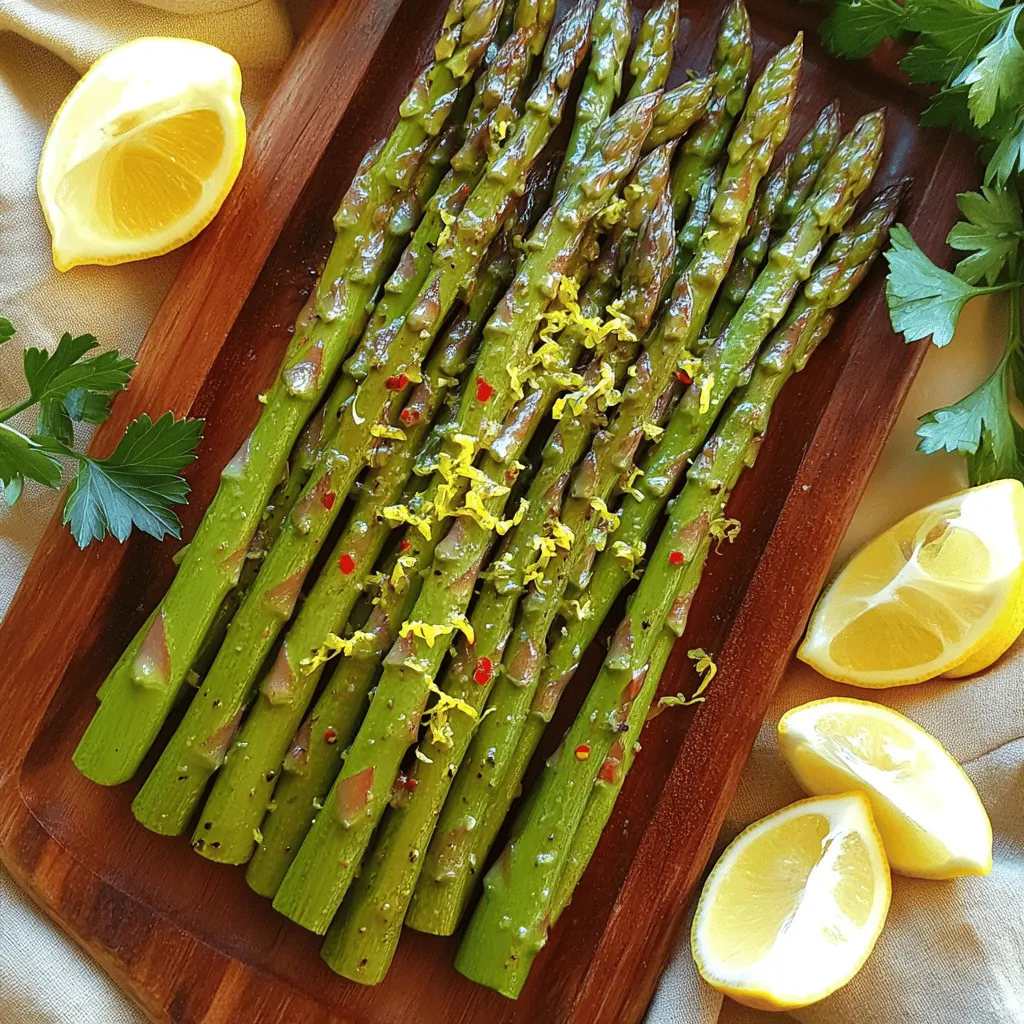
1,5,1022,1022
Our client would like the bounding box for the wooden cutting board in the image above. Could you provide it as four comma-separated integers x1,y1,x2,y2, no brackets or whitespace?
0,1,975,1021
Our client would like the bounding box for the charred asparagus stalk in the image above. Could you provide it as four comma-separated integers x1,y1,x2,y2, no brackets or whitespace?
73,0,506,786
411,36,805,935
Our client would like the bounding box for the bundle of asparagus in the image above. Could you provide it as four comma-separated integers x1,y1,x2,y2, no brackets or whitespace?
72,0,902,997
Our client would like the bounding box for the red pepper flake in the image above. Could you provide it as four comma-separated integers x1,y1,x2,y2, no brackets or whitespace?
386,373,409,391
324,727,338,744
574,744,591,761
476,376,494,402
473,656,493,685
339,553,356,575
676,370,693,385
395,773,419,792
669,550,685,566
400,407,421,425
399,538,411,553
321,491,336,511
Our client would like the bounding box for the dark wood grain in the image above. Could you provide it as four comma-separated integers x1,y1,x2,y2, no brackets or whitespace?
0,2,976,1022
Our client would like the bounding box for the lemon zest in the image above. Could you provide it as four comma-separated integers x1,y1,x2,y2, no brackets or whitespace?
597,195,628,228
382,504,433,540
622,465,645,500
641,421,664,441
611,539,645,579
371,423,407,441
553,360,622,420
709,515,742,552
436,207,456,250
390,553,418,588
564,598,591,621
590,497,620,532
422,681,479,747
300,630,377,673
699,373,715,415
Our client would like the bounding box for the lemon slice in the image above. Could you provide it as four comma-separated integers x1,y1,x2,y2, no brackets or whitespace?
778,697,991,879
38,38,246,271
691,793,890,1011
799,479,1024,687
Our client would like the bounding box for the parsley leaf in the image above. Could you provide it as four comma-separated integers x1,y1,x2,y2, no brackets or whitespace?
919,85,978,136
23,333,136,444
986,110,1024,186
0,318,13,346
901,0,1008,85
35,413,204,548
885,224,992,347
917,363,1024,483
947,186,1023,285
821,0,906,59
0,422,62,507
961,7,1024,126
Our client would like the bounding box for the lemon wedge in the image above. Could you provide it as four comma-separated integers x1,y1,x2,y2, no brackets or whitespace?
799,479,1024,687
38,37,246,271
691,793,890,1011
779,697,991,879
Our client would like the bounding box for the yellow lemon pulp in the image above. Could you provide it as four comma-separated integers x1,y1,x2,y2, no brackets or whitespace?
779,697,992,879
799,479,1024,687
691,793,890,1011
38,38,245,270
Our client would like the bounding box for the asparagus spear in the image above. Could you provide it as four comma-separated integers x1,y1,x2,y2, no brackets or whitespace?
670,0,752,221
129,24,541,838
243,155,560,898
451,115,887,914
273,89,661,936
549,181,908,926
552,0,631,194
73,0,505,786
710,101,841,332
193,182,545,868
321,154,676,983
410,36,804,934
777,100,842,233
625,0,678,100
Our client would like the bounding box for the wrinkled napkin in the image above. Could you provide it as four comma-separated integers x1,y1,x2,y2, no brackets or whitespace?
2,5,1022,1022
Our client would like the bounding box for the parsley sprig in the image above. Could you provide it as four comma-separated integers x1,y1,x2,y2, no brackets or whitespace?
821,0,1024,484
0,318,202,546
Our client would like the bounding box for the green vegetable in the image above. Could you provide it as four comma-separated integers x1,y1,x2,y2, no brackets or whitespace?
455,181,906,998
411,36,806,936
548,180,909,930
670,0,753,221
129,18,540,840
0,321,199,542
72,0,505,787
323,147,676,982
819,0,1024,484
273,85,661,937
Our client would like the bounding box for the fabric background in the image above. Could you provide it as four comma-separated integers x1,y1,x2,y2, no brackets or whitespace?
1,4,1022,1022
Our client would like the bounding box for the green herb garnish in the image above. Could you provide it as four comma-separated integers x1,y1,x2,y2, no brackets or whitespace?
820,0,1024,484
0,318,202,545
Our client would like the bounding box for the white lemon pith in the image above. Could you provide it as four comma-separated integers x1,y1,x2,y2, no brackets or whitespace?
38,38,246,271
691,792,890,1011
798,479,1024,687
779,698,992,879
